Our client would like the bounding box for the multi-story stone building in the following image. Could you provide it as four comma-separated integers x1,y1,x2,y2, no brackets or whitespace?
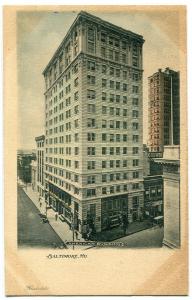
143,175,163,219
148,68,180,154
155,145,180,248
42,11,145,233
35,135,45,199
31,159,37,191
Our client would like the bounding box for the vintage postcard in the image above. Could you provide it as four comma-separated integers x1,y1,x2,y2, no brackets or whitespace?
4,5,188,296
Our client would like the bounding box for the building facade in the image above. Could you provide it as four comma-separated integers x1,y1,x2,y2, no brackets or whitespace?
31,159,37,191
43,11,145,233
35,135,45,199
143,175,163,219
148,68,180,154
155,146,180,248
17,152,36,184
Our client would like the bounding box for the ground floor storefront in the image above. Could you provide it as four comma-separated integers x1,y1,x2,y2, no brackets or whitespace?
44,183,144,235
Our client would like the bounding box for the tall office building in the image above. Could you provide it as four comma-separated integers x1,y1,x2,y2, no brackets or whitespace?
43,11,145,233
148,68,180,154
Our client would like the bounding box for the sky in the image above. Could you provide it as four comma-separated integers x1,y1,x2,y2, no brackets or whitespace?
17,7,183,150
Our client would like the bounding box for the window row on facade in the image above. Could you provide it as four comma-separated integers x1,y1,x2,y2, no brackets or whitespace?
45,133,139,144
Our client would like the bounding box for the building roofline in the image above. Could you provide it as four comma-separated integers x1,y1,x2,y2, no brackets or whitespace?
42,10,144,75
148,67,179,79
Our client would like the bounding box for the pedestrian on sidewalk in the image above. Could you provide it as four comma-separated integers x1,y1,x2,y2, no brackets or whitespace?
75,230,79,240
55,212,58,221
39,202,42,208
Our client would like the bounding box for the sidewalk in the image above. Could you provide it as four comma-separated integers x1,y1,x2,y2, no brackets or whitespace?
20,182,86,249
92,219,153,242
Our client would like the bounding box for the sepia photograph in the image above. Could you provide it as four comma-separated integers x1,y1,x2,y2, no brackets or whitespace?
4,4,188,296
17,8,181,250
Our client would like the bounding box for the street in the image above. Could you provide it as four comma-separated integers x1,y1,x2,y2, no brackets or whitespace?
93,226,164,249
17,186,64,248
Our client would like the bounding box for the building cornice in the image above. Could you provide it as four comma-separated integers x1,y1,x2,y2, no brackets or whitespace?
42,10,144,76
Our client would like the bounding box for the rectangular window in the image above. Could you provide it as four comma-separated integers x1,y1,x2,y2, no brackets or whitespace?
87,133,96,141
116,147,120,155
132,122,139,130
123,122,127,129
123,83,128,91
115,52,119,62
110,67,114,76
116,121,120,129
102,174,107,182
122,41,126,50
110,134,114,142
110,107,114,115
87,161,95,170
132,110,139,118
87,75,95,84
102,65,107,74
74,77,79,87
116,108,120,116
116,69,120,77
87,176,95,184
87,104,96,113
87,89,96,100
87,61,96,71
101,47,106,58
116,95,120,103
74,91,78,101
102,161,107,168
123,160,127,167
74,147,79,155
133,73,139,81
133,147,139,154
102,147,107,155
109,49,113,60
101,32,107,43
88,42,94,53
116,160,120,167
110,173,114,181
116,82,120,90
102,92,107,101
102,106,107,114
74,105,79,114
122,54,127,63
110,147,114,155
102,133,107,141
133,135,139,142
88,28,94,41
102,79,107,88
123,134,128,142
86,189,96,197
133,159,139,166
102,120,107,129
87,147,96,155
133,171,139,179
110,160,114,168
132,85,139,93
132,98,139,106
102,187,107,195
116,134,120,142
123,109,128,116
110,120,114,129
123,96,127,104
110,81,114,89
87,118,95,128
110,186,115,194
123,147,127,154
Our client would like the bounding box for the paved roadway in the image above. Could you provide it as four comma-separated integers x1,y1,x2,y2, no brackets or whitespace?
18,186,64,248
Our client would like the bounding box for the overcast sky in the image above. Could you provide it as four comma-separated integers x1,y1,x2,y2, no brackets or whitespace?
17,7,183,150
